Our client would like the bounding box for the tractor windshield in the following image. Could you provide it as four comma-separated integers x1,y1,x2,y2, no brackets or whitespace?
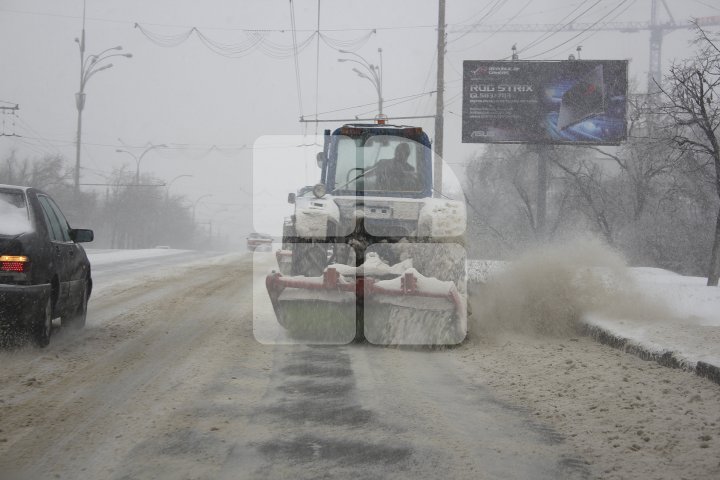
333,135,426,195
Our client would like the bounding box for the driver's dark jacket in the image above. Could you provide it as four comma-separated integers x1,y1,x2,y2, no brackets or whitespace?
373,159,420,191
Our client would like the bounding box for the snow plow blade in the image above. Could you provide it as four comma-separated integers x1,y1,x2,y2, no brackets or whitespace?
266,267,466,345
266,269,358,344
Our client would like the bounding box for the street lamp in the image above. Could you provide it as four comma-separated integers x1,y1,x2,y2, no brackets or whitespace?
338,48,383,116
166,174,193,198
115,144,168,184
192,194,213,224
74,2,132,194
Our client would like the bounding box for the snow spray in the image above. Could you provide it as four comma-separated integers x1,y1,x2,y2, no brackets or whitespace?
469,236,670,338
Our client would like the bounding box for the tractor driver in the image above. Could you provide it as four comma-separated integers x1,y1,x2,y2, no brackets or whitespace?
371,142,420,192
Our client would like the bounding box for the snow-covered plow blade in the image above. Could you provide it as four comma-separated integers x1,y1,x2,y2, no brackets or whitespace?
364,269,466,345
266,268,358,344
265,265,466,345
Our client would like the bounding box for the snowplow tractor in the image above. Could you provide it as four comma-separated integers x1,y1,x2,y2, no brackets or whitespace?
266,123,467,345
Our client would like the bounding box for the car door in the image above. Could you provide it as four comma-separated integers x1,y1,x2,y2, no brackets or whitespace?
36,195,73,316
45,196,87,303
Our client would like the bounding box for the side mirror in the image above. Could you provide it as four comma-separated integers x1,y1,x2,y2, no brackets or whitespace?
287,193,296,204
70,228,94,243
316,151,325,168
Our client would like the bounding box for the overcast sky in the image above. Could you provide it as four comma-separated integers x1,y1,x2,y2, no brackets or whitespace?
1,0,718,240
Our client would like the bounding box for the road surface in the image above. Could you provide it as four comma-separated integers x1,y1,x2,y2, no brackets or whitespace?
0,252,718,479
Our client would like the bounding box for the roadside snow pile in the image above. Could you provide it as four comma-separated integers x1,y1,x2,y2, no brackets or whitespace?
583,268,720,376
466,242,720,381
86,248,190,266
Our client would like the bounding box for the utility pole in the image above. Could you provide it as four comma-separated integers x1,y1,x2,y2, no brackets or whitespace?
536,146,549,240
74,0,131,195
74,0,86,195
433,0,446,196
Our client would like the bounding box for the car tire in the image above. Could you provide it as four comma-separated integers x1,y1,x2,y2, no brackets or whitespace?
32,295,52,348
64,282,88,330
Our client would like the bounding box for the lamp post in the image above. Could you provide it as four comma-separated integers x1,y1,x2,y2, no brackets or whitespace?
192,194,213,224
74,1,131,194
338,48,383,116
166,174,193,199
115,144,168,184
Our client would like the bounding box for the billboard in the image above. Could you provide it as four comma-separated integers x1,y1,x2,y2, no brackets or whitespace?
462,60,628,145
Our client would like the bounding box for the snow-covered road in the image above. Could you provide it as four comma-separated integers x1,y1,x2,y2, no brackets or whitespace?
0,250,718,479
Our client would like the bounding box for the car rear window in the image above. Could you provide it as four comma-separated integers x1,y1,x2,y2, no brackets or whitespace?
0,189,32,236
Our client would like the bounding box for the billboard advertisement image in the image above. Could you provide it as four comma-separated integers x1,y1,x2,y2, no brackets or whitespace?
462,60,628,145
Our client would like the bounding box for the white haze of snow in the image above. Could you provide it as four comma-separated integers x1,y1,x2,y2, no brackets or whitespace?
467,236,720,371
468,236,643,337
0,197,32,236
85,245,719,370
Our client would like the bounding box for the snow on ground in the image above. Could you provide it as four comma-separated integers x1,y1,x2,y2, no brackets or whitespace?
84,249,720,379
85,248,191,266
468,259,720,379
584,268,720,371
86,248,246,298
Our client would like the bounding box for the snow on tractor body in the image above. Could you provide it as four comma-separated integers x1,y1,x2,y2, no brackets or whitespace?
266,122,467,345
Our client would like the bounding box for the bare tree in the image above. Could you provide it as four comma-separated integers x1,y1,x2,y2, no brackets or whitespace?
0,152,72,191
552,151,619,246
464,144,579,257
585,95,680,222
657,23,720,285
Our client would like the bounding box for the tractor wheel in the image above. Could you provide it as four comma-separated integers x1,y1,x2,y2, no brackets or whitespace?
291,241,328,277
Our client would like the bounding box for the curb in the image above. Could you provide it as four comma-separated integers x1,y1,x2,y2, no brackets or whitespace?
580,321,720,386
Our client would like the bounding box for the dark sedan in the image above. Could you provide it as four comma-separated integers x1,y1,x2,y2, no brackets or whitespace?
0,185,94,347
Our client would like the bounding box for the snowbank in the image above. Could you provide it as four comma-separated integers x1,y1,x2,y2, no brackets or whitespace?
86,248,191,266
467,259,720,384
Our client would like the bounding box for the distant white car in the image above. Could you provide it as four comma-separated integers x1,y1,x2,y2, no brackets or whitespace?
247,233,273,252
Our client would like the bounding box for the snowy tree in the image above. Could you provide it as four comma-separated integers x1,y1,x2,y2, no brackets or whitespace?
658,24,720,286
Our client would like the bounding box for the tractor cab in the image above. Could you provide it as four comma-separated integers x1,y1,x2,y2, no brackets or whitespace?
319,124,433,199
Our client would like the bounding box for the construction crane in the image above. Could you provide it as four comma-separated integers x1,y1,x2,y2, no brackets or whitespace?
453,0,720,94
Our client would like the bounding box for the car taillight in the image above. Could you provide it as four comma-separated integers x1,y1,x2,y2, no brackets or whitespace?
0,255,28,273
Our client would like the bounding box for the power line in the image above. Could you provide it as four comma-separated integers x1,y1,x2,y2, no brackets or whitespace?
305,91,437,118
449,0,506,44
518,0,599,56
453,0,534,53
543,0,636,57
352,93,438,118
289,0,305,123
523,0,631,60
693,0,720,12
0,6,438,32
